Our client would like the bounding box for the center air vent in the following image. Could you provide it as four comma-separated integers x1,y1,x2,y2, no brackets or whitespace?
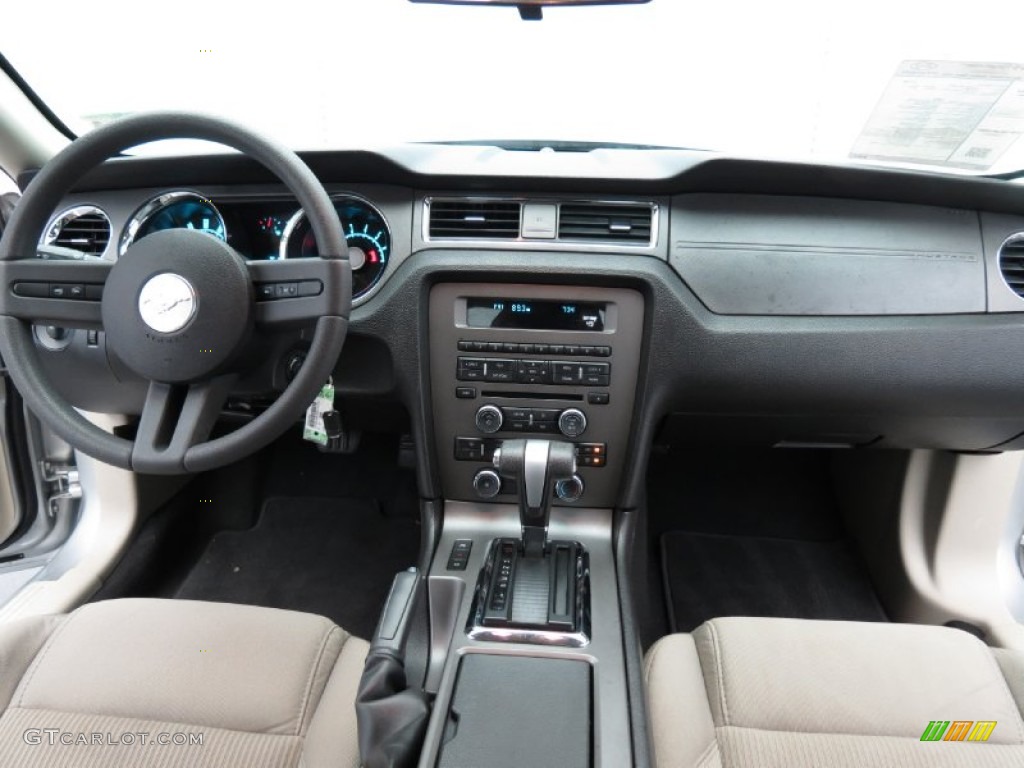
428,200,521,239
44,205,111,257
999,234,1024,298
558,203,653,244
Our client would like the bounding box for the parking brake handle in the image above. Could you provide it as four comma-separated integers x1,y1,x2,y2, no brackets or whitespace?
356,568,431,768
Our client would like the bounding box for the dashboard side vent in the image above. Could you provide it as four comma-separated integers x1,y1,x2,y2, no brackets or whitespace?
557,203,654,245
999,235,1024,298
44,206,111,256
428,200,522,239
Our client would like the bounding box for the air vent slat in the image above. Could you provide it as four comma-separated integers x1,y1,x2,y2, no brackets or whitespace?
557,203,653,244
46,208,110,257
428,200,521,239
431,228,519,234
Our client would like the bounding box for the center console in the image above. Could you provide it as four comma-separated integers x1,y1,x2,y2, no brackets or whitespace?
420,283,644,768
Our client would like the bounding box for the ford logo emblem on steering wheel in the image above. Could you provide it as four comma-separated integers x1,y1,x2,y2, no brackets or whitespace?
137,272,197,334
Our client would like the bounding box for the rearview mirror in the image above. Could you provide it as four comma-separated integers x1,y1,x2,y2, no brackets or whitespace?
411,0,651,21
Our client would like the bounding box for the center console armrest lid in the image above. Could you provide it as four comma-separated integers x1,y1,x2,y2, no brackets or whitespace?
436,654,591,768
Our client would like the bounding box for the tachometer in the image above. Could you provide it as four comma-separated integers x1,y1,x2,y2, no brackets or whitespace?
120,191,227,255
281,196,390,299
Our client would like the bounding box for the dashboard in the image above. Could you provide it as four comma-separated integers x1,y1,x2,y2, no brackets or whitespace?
21,145,1024,508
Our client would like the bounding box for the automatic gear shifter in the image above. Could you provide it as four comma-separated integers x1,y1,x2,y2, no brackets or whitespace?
470,438,590,639
493,439,576,557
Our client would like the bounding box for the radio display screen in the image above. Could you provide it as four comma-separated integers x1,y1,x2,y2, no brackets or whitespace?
466,298,606,332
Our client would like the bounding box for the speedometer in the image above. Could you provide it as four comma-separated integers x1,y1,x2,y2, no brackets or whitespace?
281,196,390,299
120,191,226,255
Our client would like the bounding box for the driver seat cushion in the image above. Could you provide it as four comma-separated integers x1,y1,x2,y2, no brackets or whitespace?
645,617,1024,768
0,598,369,767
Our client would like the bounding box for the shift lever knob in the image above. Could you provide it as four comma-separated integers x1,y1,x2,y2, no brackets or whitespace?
493,439,576,557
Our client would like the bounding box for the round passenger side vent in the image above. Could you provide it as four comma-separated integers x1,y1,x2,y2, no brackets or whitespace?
43,205,111,257
999,234,1024,299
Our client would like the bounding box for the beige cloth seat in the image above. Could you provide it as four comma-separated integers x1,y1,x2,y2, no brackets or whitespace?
0,598,368,767
645,617,1024,768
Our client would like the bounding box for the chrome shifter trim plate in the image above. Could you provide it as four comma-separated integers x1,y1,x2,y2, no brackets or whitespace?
465,538,591,647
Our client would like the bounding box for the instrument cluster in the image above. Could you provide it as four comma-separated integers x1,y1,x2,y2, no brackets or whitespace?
120,191,391,300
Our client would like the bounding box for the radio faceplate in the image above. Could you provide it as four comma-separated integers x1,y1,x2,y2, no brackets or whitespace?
429,283,645,508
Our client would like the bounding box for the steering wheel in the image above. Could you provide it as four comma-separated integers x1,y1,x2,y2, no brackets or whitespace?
0,113,352,474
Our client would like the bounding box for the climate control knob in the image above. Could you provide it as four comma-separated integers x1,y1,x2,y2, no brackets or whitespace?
474,405,504,434
555,474,585,503
473,469,502,499
557,408,587,438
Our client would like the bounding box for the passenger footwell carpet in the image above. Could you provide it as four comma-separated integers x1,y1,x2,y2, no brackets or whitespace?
175,497,419,640
661,531,887,633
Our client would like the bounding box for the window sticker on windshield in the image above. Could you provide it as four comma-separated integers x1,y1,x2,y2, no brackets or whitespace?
850,61,1024,171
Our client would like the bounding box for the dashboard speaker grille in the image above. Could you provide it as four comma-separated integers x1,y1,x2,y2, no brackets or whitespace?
999,235,1024,298
45,206,111,256
429,200,521,239
558,203,653,244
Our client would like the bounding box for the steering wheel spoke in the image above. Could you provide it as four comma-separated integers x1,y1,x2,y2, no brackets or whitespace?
248,257,351,328
0,258,110,328
132,375,238,474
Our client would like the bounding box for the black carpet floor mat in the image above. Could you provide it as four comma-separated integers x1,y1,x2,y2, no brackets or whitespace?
176,496,419,640
661,531,887,633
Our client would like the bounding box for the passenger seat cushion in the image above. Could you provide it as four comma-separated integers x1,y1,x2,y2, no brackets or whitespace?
690,617,1024,745
993,647,1024,719
646,618,1024,767
644,634,721,768
717,727,1024,768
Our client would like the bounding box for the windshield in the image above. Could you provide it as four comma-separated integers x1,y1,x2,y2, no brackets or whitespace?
4,0,1024,174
